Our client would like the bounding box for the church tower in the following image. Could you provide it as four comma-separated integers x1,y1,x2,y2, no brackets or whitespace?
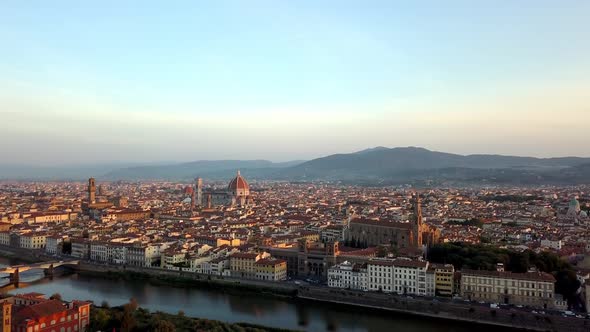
196,178,203,206
413,193,423,227
412,192,423,247
88,178,96,204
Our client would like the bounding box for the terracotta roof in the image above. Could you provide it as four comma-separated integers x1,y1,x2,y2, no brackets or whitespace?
230,252,258,259
13,300,67,323
228,171,249,191
350,218,413,229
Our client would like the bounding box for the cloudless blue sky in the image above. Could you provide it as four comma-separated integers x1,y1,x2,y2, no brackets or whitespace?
1,1,589,164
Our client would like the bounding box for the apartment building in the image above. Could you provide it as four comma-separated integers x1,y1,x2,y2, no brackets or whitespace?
461,269,556,308
367,260,394,292
255,258,287,281
393,259,428,296
45,236,64,255
432,263,455,297
19,233,46,250
328,261,368,291
230,252,270,279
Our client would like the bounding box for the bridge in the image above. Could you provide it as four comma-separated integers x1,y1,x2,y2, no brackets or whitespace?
0,260,79,285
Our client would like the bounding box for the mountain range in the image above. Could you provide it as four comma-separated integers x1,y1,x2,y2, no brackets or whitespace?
2,147,589,185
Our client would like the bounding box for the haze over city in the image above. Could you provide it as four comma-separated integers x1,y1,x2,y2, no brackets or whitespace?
2,1,590,165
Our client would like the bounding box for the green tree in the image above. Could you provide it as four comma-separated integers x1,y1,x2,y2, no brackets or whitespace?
153,319,176,332
49,293,62,301
89,307,111,332
375,246,388,258
121,304,137,332
128,297,139,311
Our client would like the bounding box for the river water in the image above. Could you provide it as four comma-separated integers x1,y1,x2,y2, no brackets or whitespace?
0,257,506,332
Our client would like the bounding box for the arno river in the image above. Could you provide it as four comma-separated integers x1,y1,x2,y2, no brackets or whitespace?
0,257,508,332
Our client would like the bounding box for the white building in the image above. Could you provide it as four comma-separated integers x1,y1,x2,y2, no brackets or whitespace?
540,238,562,250
71,239,91,259
108,244,128,265
426,267,436,297
393,259,429,296
367,260,394,293
208,257,230,276
90,242,109,263
0,232,10,246
328,261,368,291
127,243,161,267
45,235,64,255
366,258,429,296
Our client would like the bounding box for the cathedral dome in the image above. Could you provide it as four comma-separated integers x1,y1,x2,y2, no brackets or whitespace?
228,170,250,193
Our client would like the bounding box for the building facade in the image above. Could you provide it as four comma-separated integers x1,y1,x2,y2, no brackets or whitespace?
328,261,368,291
461,269,556,308
346,194,440,249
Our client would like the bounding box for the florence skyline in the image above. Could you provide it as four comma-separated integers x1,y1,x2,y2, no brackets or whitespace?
1,1,589,165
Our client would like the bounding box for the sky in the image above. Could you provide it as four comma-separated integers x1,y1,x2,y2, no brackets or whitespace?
1,1,589,165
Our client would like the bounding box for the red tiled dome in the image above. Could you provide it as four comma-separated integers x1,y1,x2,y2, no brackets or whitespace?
228,170,249,191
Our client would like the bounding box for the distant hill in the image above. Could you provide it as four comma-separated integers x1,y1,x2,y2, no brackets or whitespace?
274,147,590,184
2,147,589,185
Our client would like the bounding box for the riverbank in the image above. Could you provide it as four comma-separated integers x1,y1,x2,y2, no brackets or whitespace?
76,262,298,297
0,247,587,332
0,246,45,264
75,262,590,332
90,303,301,332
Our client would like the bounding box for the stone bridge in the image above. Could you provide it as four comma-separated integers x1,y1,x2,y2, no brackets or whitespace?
0,260,79,285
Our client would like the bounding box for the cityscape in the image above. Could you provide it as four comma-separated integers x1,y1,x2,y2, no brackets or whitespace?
2,1,590,332
0,173,589,331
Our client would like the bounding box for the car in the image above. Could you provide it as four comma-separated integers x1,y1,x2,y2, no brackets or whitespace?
531,310,538,314
516,305,523,308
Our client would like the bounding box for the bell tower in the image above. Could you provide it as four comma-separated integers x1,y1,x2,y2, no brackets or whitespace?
196,177,203,206
413,193,423,227
88,178,96,204
412,192,423,247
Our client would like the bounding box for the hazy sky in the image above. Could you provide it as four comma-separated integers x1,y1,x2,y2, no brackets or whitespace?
1,1,589,165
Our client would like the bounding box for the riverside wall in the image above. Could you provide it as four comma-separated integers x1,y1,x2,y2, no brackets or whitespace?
298,287,590,332
75,261,298,294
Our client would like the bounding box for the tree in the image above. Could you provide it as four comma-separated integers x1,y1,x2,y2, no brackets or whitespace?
101,300,110,308
88,307,111,332
376,246,388,258
153,319,176,332
121,304,137,332
50,293,62,301
128,297,139,311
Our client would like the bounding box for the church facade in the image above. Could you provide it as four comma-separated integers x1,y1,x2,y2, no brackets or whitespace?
346,194,440,250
